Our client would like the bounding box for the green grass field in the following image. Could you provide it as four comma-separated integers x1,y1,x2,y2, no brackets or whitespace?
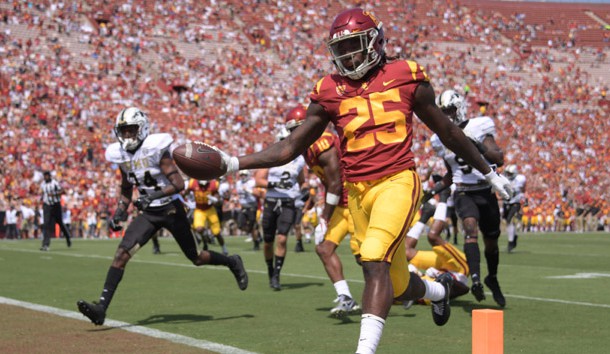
1,232,609,353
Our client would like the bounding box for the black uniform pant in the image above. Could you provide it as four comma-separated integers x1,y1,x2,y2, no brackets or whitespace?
42,203,72,247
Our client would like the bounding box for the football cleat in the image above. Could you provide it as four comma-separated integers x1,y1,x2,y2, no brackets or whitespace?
295,241,304,253
330,295,361,318
270,273,281,291
507,235,518,253
77,300,106,325
228,255,248,291
484,275,506,307
431,273,452,326
471,280,486,302
152,246,161,254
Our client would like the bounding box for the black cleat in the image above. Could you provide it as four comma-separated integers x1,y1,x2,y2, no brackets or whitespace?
253,240,260,251
295,241,304,253
507,235,518,253
228,255,248,290
77,300,106,325
431,273,452,326
471,280,486,302
484,275,506,307
270,273,281,291
153,247,161,254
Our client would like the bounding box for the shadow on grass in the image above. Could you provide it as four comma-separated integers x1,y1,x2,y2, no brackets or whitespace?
133,313,255,326
454,299,506,315
279,282,325,290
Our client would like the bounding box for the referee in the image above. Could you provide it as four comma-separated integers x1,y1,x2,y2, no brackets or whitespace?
40,171,72,250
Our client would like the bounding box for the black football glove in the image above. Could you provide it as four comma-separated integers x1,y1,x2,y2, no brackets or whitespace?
134,195,153,211
109,207,128,232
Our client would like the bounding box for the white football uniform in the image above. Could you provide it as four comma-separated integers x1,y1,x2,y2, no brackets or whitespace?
105,133,179,207
431,116,497,190
507,174,526,204
265,155,306,200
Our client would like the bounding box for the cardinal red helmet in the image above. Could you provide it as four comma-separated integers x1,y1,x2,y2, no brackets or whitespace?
285,105,307,131
327,8,385,80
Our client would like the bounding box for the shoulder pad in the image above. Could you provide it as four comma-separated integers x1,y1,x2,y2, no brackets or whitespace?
464,117,496,142
105,142,126,163
142,133,173,151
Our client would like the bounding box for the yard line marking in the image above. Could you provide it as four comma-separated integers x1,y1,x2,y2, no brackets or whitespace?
502,294,610,309
0,296,257,354
3,247,610,309
546,273,610,279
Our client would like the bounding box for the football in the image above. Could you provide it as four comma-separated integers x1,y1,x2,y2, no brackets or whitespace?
172,142,226,180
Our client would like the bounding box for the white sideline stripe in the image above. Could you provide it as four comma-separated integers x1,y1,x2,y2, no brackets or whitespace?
0,296,257,354
3,247,610,309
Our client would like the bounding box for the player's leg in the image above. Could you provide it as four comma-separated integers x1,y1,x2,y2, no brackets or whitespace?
261,200,279,288
480,192,505,307
455,190,485,301
208,208,227,255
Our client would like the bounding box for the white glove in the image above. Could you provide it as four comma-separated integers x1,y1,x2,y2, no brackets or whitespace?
484,170,513,200
212,146,239,175
314,218,328,245
207,196,219,205
425,267,441,279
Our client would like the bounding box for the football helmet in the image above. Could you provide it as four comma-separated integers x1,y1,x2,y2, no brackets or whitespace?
285,105,307,131
437,90,467,124
114,107,149,151
504,164,518,180
327,8,385,80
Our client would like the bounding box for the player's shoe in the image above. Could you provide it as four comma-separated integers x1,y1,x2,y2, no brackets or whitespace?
295,241,304,253
77,300,106,325
228,255,248,291
431,273,452,326
484,275,506,307
507,235,518,253
270,273,281,291
471,280,486,302
153,246,161,254
253,240,260,251
40,246,49,251
402,300,414,310
330,295,361,318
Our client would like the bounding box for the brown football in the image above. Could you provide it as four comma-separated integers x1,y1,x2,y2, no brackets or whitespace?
172,142,226,180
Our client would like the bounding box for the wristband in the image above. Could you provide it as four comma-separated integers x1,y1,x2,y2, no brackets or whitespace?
326,193,340,206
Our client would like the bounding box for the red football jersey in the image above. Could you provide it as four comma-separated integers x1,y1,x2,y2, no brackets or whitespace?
309,60,429,182
188,179,219,210
304,130,348,207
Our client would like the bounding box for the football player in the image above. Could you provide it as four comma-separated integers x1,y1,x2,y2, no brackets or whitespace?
187,178,229,255
210,8,511,353
255,130,308,291
503,164,526,252
431,89,509,307
76,107,248,326
284,105,361,317
236,170,262,250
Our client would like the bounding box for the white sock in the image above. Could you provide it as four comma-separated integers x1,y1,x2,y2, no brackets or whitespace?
406,222,426,240
433,202,447,221
423,279,446,302
334,280,352,298
507,223,515,242
356,314,385,354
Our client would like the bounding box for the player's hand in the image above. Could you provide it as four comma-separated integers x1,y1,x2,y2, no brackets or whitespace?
314,218,328,245
109,207,127,231
134,195,153,211
211,146,239,175
484,171,513,200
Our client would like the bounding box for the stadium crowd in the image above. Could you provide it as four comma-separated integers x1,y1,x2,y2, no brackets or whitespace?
1,0,609,239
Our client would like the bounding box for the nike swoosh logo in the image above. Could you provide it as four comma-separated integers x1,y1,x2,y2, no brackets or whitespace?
383,79,396,86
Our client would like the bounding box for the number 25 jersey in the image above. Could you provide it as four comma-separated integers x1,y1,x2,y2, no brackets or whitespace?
309,60,429,182
105,133,177,207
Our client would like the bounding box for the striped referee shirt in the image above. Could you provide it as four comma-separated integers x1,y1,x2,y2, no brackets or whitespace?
41,179,62,205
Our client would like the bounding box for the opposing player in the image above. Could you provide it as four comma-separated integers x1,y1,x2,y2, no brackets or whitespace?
236,170,262,250
503,164,526,252
255,131,308,291
207,8,511,353
284,105,360,317
432,89,508,307
76,107,248,326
